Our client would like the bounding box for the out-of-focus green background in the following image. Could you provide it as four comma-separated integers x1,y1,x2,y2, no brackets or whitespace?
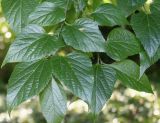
0,0,160,123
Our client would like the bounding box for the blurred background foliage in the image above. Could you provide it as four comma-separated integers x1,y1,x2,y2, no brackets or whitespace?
0,0,160,123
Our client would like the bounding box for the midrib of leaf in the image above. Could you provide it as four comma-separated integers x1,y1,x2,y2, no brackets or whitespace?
92,65,113,113
146,14,151,46
65,57,89,102
92,66,99,111
51,84,65,115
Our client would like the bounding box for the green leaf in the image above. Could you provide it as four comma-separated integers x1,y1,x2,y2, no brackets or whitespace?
51,52,94,104
2,25,64,66
73,0,87,13
92,0,103,10
150,0,160,14
7,59,52,112
110,60,153,93
140,48,160,77
20,24,45,34
62,18,106,52
131,12,160,58
46,0,68,8
40,78,67,123
106,28,140,61
117,0,146,17
91,4,128,26
28,2,65,26
91,64,116,114
1,0,38,33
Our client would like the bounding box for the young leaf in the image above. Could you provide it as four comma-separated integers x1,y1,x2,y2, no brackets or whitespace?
116,0,146,17
62,18,106,52
7,59,53,112
51,52,94,104
140,48,160,77
110,60,153,93
91,4,128,26
1,0,38,33
40,78,67,123
131,12,160,58
91,64,116,114
2,25,64,66
106,28,140,61
28,2,65,26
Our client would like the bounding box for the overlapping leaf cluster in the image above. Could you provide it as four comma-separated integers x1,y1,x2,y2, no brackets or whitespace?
1,0,159,122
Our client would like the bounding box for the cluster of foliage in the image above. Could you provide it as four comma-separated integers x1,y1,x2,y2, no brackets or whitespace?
1,0,160,122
